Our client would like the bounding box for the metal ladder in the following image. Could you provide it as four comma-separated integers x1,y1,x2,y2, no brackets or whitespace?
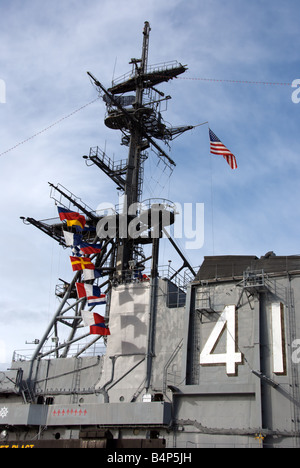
20,380,35,404
72,358,83,404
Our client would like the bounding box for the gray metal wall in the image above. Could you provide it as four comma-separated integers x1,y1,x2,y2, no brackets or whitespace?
176,272,300,448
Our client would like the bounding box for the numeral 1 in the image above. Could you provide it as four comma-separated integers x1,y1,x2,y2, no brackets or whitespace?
199,302,286,377
271,302,286,375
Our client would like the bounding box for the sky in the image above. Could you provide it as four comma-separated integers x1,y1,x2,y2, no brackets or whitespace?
0,0,300,368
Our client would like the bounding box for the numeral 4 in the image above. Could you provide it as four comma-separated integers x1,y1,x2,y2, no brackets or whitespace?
199,305,242,375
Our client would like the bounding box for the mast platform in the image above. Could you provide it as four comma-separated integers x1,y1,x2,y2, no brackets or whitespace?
108,61,187,95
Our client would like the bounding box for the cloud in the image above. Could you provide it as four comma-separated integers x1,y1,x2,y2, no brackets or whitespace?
0,0,300,363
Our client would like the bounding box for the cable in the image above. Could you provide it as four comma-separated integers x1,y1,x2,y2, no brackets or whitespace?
0,74,290,159
178,76,292,86
0,96,101,158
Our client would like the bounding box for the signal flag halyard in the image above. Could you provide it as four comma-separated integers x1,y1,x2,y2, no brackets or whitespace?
57,206,86,230
81,310,110,336
209,128,238,170
70,256,95,271
90,323,111,336
76,282,107,306
83,268,103,281
79,241,102,255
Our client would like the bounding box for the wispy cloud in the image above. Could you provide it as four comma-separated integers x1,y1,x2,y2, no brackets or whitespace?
0,0,300,361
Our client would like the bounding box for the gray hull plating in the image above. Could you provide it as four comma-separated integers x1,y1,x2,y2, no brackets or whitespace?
1,256,300,448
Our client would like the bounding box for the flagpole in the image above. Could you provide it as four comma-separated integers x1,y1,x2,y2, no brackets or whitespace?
193,121,208,128
209,138,215,255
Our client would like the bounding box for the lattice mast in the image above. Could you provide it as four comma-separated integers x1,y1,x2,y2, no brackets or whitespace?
116,21,151,273
87,21,192,275
22,21,195,363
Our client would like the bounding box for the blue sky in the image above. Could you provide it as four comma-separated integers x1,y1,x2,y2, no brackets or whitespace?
0,0,300,366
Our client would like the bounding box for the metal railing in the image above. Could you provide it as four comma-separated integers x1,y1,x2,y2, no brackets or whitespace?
12,341,106,362
111,60,181,87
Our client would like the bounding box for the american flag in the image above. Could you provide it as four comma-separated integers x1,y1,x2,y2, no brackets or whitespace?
209,128,237,170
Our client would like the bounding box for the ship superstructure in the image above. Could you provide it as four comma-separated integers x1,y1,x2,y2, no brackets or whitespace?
0,23,300,449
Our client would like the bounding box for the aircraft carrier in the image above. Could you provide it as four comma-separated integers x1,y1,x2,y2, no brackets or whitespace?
0,22,299,449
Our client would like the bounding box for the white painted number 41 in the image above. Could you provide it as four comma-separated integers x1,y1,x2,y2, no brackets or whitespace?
199,305,242,375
